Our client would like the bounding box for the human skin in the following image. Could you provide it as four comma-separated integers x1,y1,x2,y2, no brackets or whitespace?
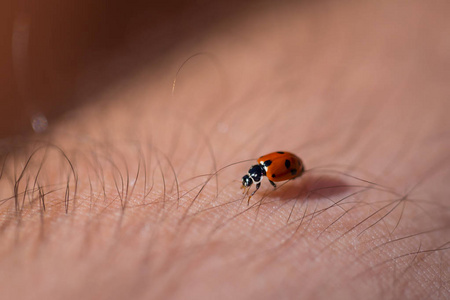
1,1,449,299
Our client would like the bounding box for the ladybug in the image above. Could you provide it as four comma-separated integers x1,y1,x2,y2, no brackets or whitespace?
242,151,305,201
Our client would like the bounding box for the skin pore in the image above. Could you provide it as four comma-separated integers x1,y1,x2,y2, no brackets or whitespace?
1,1,449,299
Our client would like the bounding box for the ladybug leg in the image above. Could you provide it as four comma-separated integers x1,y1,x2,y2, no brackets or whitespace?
269,180,277,189
247,182,261,205
252,182,261,196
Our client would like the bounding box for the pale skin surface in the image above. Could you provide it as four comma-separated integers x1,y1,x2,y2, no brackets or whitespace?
1,1,450,299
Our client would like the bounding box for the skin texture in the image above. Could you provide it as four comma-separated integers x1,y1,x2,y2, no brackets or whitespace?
1,1,450,299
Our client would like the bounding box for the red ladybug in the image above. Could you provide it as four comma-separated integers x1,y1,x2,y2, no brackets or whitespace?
242,151,304,201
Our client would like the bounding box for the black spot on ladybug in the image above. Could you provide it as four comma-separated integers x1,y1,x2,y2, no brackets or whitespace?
285,159,291,169
277,151,285,154
272,174,276,178
291,169,297,175
264,160,272,167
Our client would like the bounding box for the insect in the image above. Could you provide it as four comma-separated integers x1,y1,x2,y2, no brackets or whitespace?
242,151,305,203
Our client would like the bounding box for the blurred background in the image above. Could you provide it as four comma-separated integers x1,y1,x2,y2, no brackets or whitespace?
1,0,262,138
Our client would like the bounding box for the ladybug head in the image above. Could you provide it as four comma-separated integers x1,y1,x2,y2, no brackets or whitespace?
242,174,253,187
242,165,264,188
